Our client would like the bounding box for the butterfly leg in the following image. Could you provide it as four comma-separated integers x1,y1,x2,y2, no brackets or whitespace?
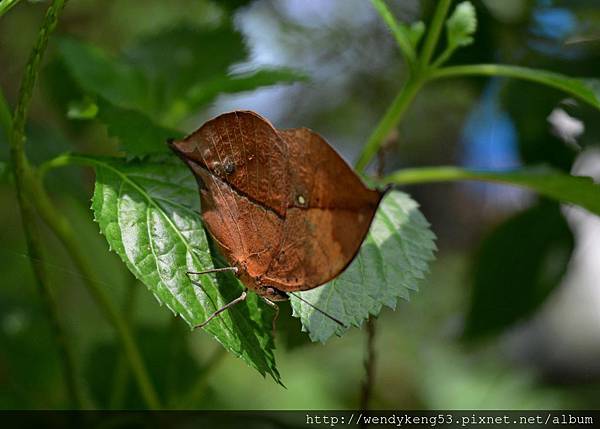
259,296,280,337
186,267,238,276
194,288,248,329
186,267,238,294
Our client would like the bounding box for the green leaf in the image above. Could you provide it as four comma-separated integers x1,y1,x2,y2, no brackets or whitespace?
96,98,182,157
66,97,98,120
163,68,309,124
385,166,600,217
122,24,246,111
290,191,437,343
57,37,152,112
465,202,574,338
446,1,477,49
89,155,281,383
57,29,305,145
408,21,426,48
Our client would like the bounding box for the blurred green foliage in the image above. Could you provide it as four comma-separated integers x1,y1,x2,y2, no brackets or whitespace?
465,201,574,338
1,0,600,411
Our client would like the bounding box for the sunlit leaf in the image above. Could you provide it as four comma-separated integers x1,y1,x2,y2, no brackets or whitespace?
89,155,281,383
290,191,437,342
446,1,477,49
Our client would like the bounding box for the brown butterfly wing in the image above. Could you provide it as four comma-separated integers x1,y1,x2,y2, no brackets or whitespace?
261,128,384,292
169,111,288,281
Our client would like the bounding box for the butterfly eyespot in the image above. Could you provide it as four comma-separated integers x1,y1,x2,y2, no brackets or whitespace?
297,194,306,205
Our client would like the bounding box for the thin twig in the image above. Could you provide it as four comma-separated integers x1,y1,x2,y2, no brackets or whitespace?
370,0,417,70
418,0,453,69
359,317,377,414
7,0,84,408
359,146,387,413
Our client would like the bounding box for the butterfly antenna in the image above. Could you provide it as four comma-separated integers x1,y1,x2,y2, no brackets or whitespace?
288,292,348,328
186,267,238,298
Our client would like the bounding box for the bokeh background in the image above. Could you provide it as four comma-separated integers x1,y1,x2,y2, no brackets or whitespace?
1,0,600,409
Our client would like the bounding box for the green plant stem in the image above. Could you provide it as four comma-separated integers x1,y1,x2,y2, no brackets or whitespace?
430,64,541,81
385,165,593,192
359,317,377,414
370,0,416,69
26,171,161,410
355,0,456,173
7,0,84,409
419,0,452,69
0,0,22,18
384,166,483,184
428,64,599,109
354,78,423,173
431,44,455,69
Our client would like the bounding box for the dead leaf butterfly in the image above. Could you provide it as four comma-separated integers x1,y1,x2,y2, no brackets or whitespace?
168,111,385,327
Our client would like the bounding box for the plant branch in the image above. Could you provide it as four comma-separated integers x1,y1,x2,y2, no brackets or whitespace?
7,0,84,409
431,44,455,69
428,64,600,110
419,0,452,68
354,78,423,173
27,170,161,410
370,0,416,70
359,317,377,413
383,165,600,216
